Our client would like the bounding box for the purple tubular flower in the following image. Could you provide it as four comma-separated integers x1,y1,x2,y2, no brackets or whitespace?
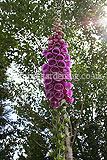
45,83,53,91
48,40,54,45
61,67,71,74
56,54,64,61
43,70,51,74
65,54,70,60
59,39,64,44
50,98,59,108
61,43,68,48
54,92,64,100
50,66,59,73
46,91,54,99
42,64,49,71
52,47,60,55
63,89,67,94
48,45,54,51
56,29,60,33
65,97,74,104
52,27,56,31
70,97,74,104
54,43,61,48
61,47,68,54
49,36,54,40
57,60,66,68
48,58,57,66
57,27,62,30
59,31,64,35
60,25,65,28
44,78,52,85
65,74,72,81
67,90,73,97
66,61,72,67
53,32,57,36
43,70,52,79
57,35,62,39
46,52,54,60
53,73,63,82
54,38,58,42
42,49,48,55
65,96,70,102
54,83,64,91
65,82,72,90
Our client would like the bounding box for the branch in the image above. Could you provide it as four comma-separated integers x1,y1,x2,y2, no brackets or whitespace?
68,115,73,138
15,90,54,129
34,140,50,150
71,89,88,147
26,114,50,139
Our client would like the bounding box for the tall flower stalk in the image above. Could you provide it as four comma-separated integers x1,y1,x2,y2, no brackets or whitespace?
42,15,74,160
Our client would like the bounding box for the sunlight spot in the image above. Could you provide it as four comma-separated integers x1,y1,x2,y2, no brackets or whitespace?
98,6,107,28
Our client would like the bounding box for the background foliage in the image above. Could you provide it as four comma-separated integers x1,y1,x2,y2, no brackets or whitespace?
0,0,106,159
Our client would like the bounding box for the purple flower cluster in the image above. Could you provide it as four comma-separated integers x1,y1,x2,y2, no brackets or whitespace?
42,25,74,108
